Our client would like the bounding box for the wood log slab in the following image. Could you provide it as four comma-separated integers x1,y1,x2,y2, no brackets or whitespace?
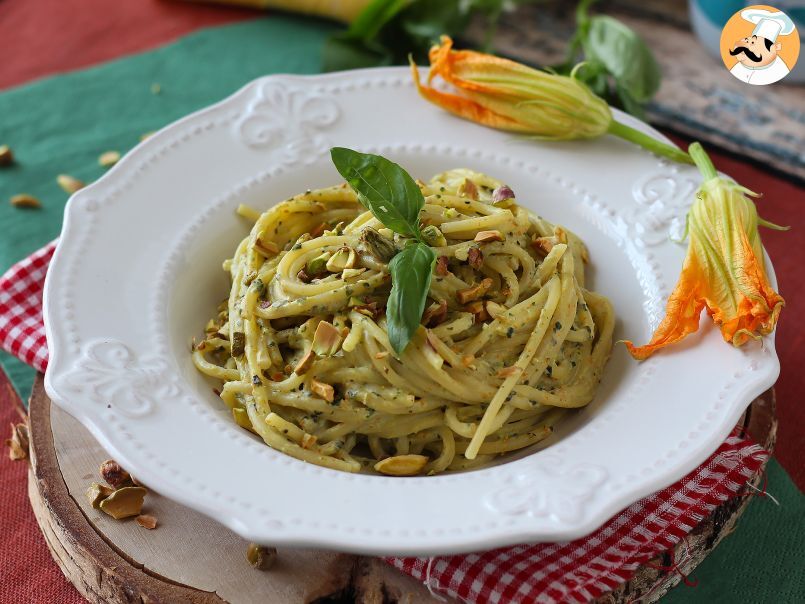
23,373,775,603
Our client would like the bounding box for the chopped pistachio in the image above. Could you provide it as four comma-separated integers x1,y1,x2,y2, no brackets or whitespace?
311,321,342,356
0,144,14,166
457,278,493,304
293,349,316,375
309,222,328,238
474,230,504,243
99,459,132,488
98,151,120,168
421,225,447,247
86,482,115,509
464,300,489,322
435,255,449,276
467,246,483,270
325,246,356,272
99,486,147,519
254,237,279,256
310,379,335,402
301,433,317,450
359,227,397,262
57,174,85,194
297,268,312,283
492,184,515,202
422,300,448,327
136,514,158,529
341,267,366,280
246,543,277,570
458,178,479,200
531,236,554,257
10,194,40,209
232,408,257,433
374,454,429,476
306,253,329,276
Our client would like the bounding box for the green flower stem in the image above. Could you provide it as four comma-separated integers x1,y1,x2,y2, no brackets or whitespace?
689,141,717,179
608,120,693,165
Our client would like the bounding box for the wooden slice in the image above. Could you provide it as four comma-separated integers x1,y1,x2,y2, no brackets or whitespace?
24,373,775,603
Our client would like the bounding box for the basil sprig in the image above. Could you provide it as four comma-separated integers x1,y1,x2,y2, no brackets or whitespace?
331,147,436,355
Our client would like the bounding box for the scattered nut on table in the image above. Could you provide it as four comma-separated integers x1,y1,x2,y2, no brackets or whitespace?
246,543,277,570
56,174,85,194
0,144,14,166
136,514,158,530
99,486,147,519
98,150,120,167
86,482,115,509
100,458,133,488
5,423,29,460
10,194,41,209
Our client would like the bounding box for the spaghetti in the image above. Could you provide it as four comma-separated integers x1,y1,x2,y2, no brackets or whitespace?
193,169,614,475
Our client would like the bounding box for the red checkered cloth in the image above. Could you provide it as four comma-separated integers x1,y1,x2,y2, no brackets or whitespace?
1,242,769,604
0,240,55,373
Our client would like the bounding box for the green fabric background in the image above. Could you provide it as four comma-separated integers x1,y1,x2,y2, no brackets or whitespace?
0,16,801,602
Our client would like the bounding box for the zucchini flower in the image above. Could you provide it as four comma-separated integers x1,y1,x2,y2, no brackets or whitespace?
411,36,691,164
624,143,785,359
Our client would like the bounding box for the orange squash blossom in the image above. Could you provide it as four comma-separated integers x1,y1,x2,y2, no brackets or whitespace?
624,143,785,359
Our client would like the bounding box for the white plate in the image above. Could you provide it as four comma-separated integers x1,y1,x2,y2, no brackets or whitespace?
44,67,778,556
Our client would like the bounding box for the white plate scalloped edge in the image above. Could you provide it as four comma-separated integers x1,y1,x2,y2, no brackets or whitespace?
43,67,779,556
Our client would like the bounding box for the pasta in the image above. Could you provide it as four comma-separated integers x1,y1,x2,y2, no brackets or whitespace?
193,169,614,475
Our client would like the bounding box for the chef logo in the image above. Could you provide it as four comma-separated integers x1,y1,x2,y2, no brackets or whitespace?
720,5,799,85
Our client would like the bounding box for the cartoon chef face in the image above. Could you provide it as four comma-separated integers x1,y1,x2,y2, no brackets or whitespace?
730,34,782,68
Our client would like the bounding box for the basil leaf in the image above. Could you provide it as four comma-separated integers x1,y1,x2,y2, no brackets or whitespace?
584,15,660,103
330,147,425,238
387,242,436,355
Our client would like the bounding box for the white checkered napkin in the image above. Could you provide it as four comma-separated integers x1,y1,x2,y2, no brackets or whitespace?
0,241,769,604
0,240,55,373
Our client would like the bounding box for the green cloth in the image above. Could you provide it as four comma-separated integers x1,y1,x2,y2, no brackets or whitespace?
0,15,337,403
0,15,801,602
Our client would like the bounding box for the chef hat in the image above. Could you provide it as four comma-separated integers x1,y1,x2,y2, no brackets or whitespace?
741,8,796,43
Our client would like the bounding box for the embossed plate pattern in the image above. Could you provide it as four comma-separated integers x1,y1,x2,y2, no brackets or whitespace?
43,68,779,555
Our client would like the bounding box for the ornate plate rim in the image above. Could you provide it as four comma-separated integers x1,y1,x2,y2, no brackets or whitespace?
43,67,779,555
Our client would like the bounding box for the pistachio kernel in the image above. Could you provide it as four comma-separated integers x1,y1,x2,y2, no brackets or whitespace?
99,486,147,519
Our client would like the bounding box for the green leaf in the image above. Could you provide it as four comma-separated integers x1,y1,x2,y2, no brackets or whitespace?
322,36,393,72
387,242,436,354
584,15,661,103
343,0,411,41
330,147,425,238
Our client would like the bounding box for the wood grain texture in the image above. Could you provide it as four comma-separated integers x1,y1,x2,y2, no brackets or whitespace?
26,374,775,603
464,0,805,180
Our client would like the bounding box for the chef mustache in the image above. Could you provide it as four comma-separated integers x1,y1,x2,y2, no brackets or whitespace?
730,46,763,63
